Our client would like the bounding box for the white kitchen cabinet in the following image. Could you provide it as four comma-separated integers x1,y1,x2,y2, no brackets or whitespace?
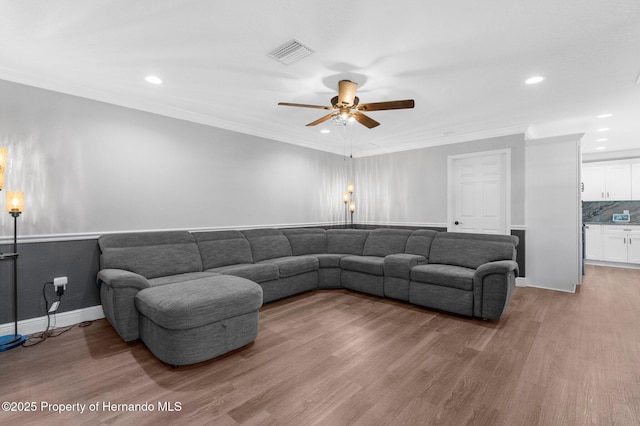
584,224,604,260
603,225,640,264
582,166,606,201
628,230,640,263
582,162,631,201
632,162,640,200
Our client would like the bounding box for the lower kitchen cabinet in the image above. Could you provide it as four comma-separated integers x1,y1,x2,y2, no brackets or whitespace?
603,225,640,264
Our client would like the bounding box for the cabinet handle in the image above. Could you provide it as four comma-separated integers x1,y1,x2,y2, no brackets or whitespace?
607,192,610,198
624,238,626,244
602,192,605,198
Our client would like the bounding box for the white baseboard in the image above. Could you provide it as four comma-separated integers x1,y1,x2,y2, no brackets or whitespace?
524,283,576,293
516,277,527,287
0,305,105,337
585,260,640,270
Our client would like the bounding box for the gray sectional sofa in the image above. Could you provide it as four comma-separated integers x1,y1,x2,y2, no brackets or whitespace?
97,227,519,365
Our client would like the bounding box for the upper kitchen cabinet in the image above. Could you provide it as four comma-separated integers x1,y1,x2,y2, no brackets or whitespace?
582,161,631,201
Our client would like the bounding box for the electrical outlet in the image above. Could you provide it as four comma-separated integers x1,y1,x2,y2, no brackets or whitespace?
53,276,68,291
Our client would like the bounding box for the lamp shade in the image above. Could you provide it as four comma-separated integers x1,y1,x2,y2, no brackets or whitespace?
343,192,349,203
0,147,7,190
6,191,24,213
347,183,354,194
349,201,356,213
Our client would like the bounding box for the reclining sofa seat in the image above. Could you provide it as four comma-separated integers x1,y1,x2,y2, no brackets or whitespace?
240,228,319,302
341,228,414,297
193,230,280,290
282,228,337,288
409,232,519,320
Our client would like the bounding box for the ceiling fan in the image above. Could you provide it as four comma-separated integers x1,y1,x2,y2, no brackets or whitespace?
278,80,415,129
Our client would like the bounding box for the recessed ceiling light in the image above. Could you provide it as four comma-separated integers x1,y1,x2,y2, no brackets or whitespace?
596,146,607,150
145,75,162,85
320,129,330,134
597,128,610,132
525,76,545,85
597,113,613,118
597,138,608,142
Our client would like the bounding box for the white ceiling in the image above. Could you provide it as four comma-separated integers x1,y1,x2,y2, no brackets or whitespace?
2,1,640,158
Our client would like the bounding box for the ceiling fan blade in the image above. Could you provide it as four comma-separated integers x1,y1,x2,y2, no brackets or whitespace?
337,80,358,106
353,112,380,129
358,99,415,112
306,113,335,126
278,102,333,110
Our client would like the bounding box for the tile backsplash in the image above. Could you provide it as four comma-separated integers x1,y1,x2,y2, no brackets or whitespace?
582,201,640,224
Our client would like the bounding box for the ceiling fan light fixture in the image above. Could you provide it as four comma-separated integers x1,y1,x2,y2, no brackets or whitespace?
331,115,349,126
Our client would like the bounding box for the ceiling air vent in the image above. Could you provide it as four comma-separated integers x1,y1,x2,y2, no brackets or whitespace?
267,39,314,65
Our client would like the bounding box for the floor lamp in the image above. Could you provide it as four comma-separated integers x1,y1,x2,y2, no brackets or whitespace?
0,187,26,351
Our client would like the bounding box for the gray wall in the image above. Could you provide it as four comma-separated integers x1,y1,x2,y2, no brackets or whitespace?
352,134,526,226
0,80,347,237
0,240,101,323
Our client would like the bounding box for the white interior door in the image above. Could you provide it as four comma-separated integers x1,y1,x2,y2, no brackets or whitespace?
448,150,510,234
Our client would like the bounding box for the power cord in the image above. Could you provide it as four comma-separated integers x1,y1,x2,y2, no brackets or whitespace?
22,281,94,347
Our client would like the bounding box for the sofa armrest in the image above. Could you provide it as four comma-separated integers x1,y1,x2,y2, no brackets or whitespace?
97,269,150,290
473,260,518,320
97,269,150,342
384,254,427,279
475,260,519,281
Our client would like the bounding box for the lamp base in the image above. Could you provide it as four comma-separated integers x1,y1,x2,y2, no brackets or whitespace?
0,334,27,352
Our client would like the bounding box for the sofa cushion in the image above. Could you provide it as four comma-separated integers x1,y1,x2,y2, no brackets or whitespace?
341,255,385,276
428,232,518,269
327,229,370,255
282,228,327,255
313,253,348,268
99,231,203,279
411,264,475,291
242,229,292,262
207,263,279,283
363,228,413,257
260,256,319,278
135,275,263,330
405,230,439,258
193,230,254,269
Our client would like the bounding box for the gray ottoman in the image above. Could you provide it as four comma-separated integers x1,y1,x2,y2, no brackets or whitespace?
135,275,263,366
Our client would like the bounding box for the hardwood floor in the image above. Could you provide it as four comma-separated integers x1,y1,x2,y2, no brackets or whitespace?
1,265,639,425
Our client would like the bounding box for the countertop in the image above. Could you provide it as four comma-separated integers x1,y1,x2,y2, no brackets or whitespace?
584,221,640,226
